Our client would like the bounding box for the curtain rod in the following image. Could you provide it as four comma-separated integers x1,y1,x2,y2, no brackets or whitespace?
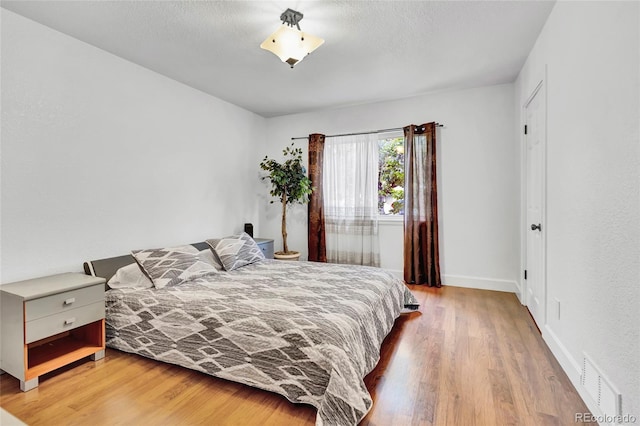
290,123,444,141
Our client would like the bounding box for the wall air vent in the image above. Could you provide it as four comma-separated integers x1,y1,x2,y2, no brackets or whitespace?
581,353,621,419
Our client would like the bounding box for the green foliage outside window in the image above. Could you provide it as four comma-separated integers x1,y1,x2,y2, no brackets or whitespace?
378,137,404,215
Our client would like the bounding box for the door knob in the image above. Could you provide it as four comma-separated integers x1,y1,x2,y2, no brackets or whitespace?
531,223,541,231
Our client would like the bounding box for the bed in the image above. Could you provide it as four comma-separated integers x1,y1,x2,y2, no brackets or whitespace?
84,235,418,426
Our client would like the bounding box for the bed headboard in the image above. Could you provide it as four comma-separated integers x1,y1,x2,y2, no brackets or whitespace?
83,241,211,284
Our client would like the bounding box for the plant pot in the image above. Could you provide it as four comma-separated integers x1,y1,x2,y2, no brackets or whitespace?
274,251,301,261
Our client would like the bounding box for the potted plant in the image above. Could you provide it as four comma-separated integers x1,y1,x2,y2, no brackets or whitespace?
260,143,313,260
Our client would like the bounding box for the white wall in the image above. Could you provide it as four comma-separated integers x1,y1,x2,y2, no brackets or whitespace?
260,84,520,293
1,10,265,283
515,1,639,419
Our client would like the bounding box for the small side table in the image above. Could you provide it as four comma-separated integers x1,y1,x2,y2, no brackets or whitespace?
0,273,106,391
254,238,274,259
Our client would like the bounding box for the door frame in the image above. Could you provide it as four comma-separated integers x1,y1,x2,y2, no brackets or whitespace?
520,74,548,328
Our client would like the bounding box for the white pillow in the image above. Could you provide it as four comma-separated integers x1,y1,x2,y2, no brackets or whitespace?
107,263,153,289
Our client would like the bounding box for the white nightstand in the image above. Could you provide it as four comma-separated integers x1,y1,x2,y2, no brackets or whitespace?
0,273,106,391
254,238,274,259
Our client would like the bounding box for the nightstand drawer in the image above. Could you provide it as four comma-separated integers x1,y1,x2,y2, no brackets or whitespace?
25,302,105,344
25,284,104,322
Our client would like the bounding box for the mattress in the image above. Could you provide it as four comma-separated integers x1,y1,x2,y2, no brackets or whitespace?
105,259,417,426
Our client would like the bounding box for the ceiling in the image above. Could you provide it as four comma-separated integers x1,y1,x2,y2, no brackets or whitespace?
1,1,555,118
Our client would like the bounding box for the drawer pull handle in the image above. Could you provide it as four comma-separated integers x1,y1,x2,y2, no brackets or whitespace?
64,298,76,305
64,318,76,325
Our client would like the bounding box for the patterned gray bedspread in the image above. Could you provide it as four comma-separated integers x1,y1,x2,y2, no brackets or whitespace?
105,260,417,426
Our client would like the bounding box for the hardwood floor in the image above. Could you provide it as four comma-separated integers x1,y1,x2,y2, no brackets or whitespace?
0,285,594,425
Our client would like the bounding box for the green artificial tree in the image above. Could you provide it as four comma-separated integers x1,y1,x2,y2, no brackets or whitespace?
260,143,313,255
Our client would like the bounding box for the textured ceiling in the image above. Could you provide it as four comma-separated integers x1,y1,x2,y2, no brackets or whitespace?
1,1,555,118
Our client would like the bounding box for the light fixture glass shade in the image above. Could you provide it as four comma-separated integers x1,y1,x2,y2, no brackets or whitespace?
260,25,324,68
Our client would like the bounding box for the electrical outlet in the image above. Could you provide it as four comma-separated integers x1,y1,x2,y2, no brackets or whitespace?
554,298,561,320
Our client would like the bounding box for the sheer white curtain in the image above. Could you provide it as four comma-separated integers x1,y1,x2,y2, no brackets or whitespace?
323,134,380,266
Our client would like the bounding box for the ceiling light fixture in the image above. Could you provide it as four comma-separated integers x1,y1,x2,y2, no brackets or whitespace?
260,8,324,69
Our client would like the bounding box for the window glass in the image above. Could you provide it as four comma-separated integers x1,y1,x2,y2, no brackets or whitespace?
378,135,404,216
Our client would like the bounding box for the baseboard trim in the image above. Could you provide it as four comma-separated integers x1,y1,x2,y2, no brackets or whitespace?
443,274,518,293
542,325,582,384
542,326,613,425
384,271,519,293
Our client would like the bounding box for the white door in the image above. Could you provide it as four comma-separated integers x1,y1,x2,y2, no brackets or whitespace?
525,83,546,329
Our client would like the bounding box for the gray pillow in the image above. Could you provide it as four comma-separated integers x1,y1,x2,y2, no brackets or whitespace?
206,232,265,271
198,248,223,270
132,245,218,289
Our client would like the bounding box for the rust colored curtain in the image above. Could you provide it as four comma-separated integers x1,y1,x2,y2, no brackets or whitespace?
403,123,441,286
308,133,327,262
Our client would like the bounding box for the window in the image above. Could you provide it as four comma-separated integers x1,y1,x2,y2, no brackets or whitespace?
378,134,404,216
